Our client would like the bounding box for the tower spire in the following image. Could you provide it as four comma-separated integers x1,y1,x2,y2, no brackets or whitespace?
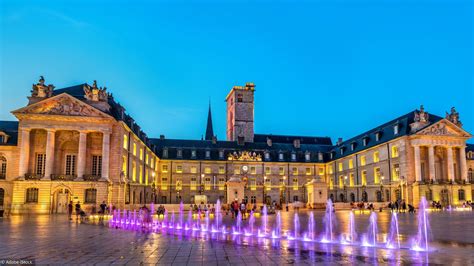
205,100,214,141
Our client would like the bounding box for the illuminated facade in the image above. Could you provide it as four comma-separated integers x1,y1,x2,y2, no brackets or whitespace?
0,78,473,215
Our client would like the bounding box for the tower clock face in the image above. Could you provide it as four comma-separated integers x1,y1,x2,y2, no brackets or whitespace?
242,165,248,173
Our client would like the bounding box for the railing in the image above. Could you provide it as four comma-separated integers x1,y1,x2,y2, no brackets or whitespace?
24,173,43,180
51,174,76,181
83,175,101,181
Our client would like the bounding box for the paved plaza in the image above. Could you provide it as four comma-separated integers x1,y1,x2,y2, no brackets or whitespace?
1,210,474,265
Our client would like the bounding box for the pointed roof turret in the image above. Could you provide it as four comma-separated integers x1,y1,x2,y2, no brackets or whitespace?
205,101,214,141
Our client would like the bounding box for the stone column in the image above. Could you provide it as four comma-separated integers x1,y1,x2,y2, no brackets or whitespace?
414,145,422,182
459,146,468,183
101,131,110,181
18,128,31,178
428,145,436,182
75,131,87,181
43,129,55,180
446,146,455,182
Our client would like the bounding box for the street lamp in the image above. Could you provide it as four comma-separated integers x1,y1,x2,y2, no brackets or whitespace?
344,175,348,202
380,175,385,202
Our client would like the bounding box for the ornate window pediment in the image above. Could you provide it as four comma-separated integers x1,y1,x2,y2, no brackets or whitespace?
227,151,262,162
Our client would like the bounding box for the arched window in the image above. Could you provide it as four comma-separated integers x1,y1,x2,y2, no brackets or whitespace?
0,156,6,180
362,191,368,202
26,188,39,203
339,193,345,202
458,189,465,201
376,191,382,202
84,188,97,204
350,193,355,203
0,188,4,206
125,184,130,204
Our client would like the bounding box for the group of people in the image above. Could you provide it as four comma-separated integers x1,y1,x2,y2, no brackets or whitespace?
67,201,110,221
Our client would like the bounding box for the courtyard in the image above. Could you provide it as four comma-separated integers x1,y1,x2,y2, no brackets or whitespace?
1,209,473,265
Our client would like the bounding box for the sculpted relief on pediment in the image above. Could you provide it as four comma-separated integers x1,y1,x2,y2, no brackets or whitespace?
417,121,466,137
17,95,107,118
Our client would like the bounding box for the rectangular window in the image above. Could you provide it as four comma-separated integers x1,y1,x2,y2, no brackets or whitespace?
279,167,284,175
394,125,399,135
305,167,311,175
204,177,211,190
35,153,46,176
291,153,296,161
92,155,102,176
219,150,224,159
373,151,380,163
349,173,355,186
218,166,225,174
190,177,197,190
191,150,196,158
361,170,367,186
146,153,149,165
250,166,256,174
0,157,6,179
139,166,143,183
205,150,210,158
162,165,168,173
204,167,211,174
279,153,284,161
392,164,400,181
318,167,325,175
65,154,76,175
177,149,183,158
218,177,225,190
84,189,97,204
250,177,257,190
374,167,381,184
391,145,399,158
328,165,333,174
161,177,168,190
292,167,298,175
234,168,240,175
176,165,183,173
293,178,298,190
25,188,39,203
133,143,137,156
190,166,197,174
349,159,354,169
123,134,128,149
360,155,366,166
339,176,344,188
363,138,368,146
140,148,143,161
132,162,137,181
338,162,343,172
122,156,127,176
265,167,271,175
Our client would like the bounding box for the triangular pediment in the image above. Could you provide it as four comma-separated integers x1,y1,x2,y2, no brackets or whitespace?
416,119,471,138
12,93,113,119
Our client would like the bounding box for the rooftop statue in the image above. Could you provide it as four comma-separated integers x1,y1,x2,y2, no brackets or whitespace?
414,105,429,123
446,107,462,127
31,76,54,98
84,80,108,102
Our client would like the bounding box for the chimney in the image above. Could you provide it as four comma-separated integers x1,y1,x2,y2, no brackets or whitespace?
267,137,272,147
337,138,343,145
160,135,165,140
212,136,217,144
293,139,301,149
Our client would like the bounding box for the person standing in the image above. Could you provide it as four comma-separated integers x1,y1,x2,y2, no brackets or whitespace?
100,201,107,215
67,201,73,220
75,201,81,221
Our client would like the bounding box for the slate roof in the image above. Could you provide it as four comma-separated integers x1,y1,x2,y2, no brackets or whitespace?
328,110,444,160
0,121,19,146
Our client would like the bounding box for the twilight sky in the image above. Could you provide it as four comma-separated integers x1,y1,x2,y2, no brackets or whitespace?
1,0,472,143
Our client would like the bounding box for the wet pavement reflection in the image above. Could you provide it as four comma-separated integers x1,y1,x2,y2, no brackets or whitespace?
1,210,473,265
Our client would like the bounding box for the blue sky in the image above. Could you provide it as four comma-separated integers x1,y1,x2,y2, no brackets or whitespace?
1,0,472,142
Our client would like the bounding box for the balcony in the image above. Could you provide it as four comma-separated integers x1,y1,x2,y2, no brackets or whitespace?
83,175,101,181
51,174,76,181
24,173,43,180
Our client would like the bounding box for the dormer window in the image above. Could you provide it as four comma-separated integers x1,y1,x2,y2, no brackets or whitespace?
191,150,197,159
205,150,211,159
305,152,311,162
264,152,270,161
291,153,296,161
177,149,183,158
162,148,168,158
363,137,368,146
278,153,284,161
340,147,344,155
0,132,9,144
394,124,399,135
351,142,356,151
318,152,323,161
219,150,224,159
375,132,381,141
330,152,334,160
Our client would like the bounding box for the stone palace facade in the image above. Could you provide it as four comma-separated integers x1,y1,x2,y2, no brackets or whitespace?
0,77,473,215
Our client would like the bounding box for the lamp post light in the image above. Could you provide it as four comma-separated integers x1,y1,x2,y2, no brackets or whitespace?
380,175,385,202
344,175,348,202
151,182,156,204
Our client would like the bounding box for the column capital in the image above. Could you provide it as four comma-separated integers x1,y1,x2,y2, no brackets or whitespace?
20,128,32,132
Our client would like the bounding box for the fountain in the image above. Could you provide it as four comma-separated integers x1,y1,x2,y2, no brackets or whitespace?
386,212,400,249
178,202,184,229
186,209,193,230
246,211,255,236
321,199,336,243
214,200,221,232
363,212,378,247
347,211,357,243
203,210,210,231
234,211,242,235
162,210,168,228
272,211,281,239
412,197,431,251
289,212,300,240
304,212,315,241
